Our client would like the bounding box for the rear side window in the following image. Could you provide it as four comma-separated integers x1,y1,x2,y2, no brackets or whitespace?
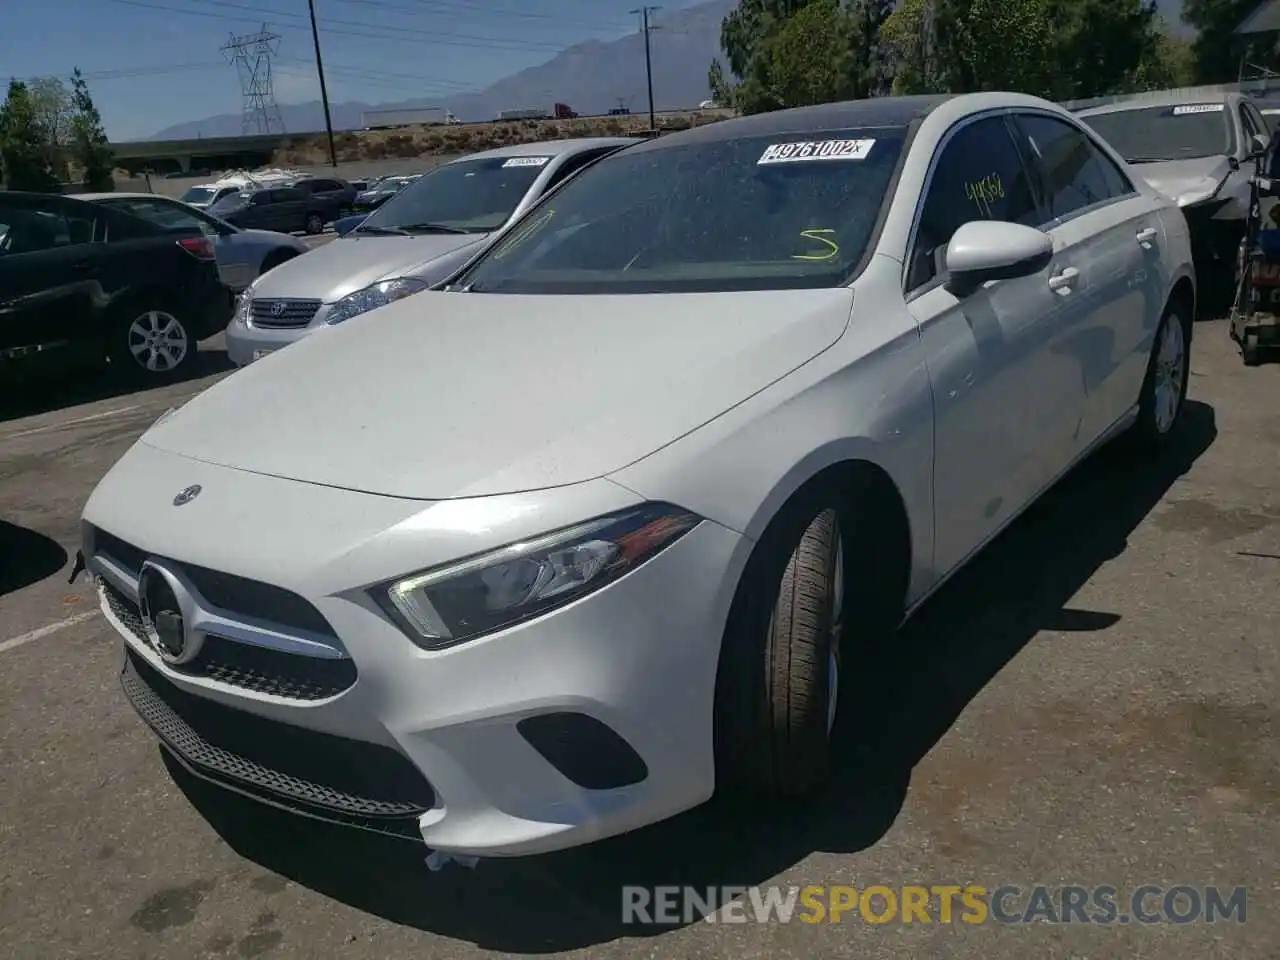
0,202,96,255
908,116,1041,291
1011,114,1134,222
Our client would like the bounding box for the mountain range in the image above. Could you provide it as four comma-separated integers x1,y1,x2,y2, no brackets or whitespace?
151,0,736,139
152,0,1191,140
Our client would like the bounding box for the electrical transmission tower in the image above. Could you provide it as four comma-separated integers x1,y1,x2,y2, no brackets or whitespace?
221,26,286,135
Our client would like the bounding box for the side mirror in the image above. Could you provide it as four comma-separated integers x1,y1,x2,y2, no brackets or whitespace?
1229,156,1242,172
943,220,1054,297
1251,132,1270,157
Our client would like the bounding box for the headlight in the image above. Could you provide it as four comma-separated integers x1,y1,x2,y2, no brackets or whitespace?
373,503,702,648
326,277,428,325
234,291,253,325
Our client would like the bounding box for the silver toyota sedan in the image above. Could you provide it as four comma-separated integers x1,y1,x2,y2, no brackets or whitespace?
224,137,640,366
79,192,310,293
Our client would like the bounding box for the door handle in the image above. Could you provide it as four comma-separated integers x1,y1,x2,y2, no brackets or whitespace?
1136,227,1158,245
1048,266,1079,292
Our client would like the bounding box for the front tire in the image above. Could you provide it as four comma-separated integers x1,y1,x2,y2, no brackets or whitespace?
715,500,845,797
1125,302,1190,450
108,305,198,383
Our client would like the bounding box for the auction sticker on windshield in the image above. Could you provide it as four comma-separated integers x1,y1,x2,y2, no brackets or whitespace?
502,156,551,168
758,139,876,164
1172,104,1224,115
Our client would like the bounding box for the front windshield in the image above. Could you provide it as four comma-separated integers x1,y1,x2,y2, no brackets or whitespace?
455,128,906,294
181,187,217,204
358,155,552,234
1082,104,1234,162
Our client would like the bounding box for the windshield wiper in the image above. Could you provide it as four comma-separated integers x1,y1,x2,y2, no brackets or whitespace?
1125,157,1172,164
397,222,469,234
354,224,409,236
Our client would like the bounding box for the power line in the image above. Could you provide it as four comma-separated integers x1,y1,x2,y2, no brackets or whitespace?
328,0,634,31
103,0,576,52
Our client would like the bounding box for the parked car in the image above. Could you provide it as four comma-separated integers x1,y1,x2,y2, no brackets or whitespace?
291,176,358,216
1078,91,1271,303
332,212,367,236
351,176,414,213
77,193,309,293
84,92,1195,856
225,137,639,365
207,185,337,235
0,190,230,383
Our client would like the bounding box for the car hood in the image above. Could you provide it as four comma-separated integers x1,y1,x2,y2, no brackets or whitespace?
141,288,853,500
1133,156,1232,206
249,232,488,301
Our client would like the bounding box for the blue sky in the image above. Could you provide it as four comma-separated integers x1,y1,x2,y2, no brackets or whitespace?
4,0,707,140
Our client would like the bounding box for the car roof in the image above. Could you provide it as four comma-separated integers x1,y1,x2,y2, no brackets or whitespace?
1078,90,1242,117
620,91,1075,155
451,136,644,163
73,192,170,201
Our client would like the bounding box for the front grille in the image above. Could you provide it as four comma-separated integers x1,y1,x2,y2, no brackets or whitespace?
101,580,356,701
250,298,322,329
90,525,335,639
122,649,432,836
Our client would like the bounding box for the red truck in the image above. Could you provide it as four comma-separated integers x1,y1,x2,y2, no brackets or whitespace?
554,102,578,119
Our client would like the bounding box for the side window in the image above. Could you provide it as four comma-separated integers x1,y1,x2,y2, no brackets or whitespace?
1013,113,1134,221
908,117,1041,291
0,203,95,255
1243,104,1268,147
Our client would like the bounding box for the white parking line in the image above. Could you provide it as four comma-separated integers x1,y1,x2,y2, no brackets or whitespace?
4,405,142,440
0,611,100,656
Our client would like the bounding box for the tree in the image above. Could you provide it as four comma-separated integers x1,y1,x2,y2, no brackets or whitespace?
1182,0,1267,83
0,79,59,192
1044,0,1162,100
709,0,894,114
68,68,113,191
1129,19,1198,91
28,77,72,181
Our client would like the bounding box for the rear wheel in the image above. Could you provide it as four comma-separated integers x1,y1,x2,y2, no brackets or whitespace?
1123,301,1190,450
304,212,325,235
108,305,198,383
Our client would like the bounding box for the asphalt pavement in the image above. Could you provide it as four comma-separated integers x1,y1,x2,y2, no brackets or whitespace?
0,321,1276,959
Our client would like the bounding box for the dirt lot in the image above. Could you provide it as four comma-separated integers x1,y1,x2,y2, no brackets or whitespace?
0,319,1275,959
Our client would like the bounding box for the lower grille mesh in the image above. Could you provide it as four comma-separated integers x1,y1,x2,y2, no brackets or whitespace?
122,649,433,830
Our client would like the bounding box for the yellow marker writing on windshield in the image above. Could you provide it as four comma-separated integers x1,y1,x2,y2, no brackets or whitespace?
793,228,839,261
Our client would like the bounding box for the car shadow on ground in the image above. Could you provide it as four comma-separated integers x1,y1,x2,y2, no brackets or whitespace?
0,346,232,425
0,522,68,598
170,401,1218,953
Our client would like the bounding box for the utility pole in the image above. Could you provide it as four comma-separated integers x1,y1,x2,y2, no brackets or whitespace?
307,0,338,168
631,6,660,132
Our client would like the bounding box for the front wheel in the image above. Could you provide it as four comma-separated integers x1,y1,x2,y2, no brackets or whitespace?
108,306,198,383
715,501,846,797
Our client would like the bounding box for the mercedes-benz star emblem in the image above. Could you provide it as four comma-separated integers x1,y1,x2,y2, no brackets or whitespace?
172,484,202,506
137,566,186,661
271,301,287,318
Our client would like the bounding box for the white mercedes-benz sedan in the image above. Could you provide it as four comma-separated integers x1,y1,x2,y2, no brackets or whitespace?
82,91,1195,858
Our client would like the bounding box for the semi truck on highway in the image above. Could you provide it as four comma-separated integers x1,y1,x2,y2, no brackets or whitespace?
496,103,578,121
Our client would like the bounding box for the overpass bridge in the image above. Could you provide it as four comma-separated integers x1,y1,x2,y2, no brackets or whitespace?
109,132,320,174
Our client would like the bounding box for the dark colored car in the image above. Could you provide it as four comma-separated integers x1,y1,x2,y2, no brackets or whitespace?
292,176,358,216
352,176,415,212
207,185,337,235
0,191,231,385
